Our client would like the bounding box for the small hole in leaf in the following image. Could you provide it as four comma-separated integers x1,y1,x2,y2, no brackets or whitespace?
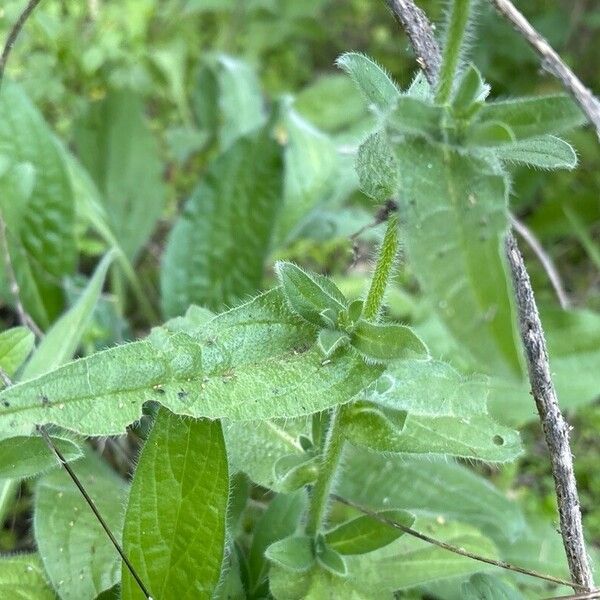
493,435,504,446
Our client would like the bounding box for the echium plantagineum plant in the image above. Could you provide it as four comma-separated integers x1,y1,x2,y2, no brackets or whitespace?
0,0,592,599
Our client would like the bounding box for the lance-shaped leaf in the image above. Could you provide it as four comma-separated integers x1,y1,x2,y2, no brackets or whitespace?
393,137,522,377
0,82,76,327
34,452,127,599
451,64,489,118
477,95,584,139
318,329,350,358
0,289,382,436
350,320,427,363
494,135,577,170
276,262,347,326
74,90,166,261
161,126,284,316
0,554,55,599
315,536,346,575
266,535,315,572
122,409,228,600
0,327,34,378
336,53,400,114
388,96,444,140
462,573,524,599
356,132,399,202
0,434,82,479
467,121,515,147
324,510,414,555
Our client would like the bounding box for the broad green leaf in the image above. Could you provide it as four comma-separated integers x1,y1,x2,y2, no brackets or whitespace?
0,554,56,599
477,95,584,139
337,448,526,546
363,360,522,462
74,90,166,261
0,434,82,479
461,573,524,599
344,401,408,452
274,100,338,243
393,137,522,377
22,251,114,380
162,304,214,333
248,490,308,594
388,96,444,139
34,452,128,599
324,510,414,555
347,516,498,594
161,126,284,315
266,535,315,572
0,289,382,435
122,409,228,600
317,329,350,357
350,320,427,363
315,537,347,575
0,327,34,378
356,132,399,202
494,135,577,170
276,261,347,325
336,53,400,113
0,82,76,327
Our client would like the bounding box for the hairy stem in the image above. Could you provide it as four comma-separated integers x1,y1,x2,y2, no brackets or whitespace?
363,213,399,321
436,0,473,104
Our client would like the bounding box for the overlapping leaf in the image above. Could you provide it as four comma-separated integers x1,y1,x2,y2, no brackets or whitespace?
0,554,55,599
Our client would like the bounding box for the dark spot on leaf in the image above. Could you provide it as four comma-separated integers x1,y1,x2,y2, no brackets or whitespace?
177,390,188,400
493,435,504,446
153,385,165,394
40,394,49,406
2,401,9,407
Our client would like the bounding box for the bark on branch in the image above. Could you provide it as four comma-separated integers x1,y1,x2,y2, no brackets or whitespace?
382,0,595,591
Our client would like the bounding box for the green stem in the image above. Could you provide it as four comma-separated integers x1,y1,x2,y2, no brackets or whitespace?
305,406,346,536
363,214,399,322
436,0,473,105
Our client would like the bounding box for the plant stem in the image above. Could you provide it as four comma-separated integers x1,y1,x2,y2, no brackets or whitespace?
436,0,473,104
305,406,346,535
363,213,399,321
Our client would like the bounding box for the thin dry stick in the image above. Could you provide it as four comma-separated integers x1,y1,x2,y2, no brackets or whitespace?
510,214,570,309
489,0,600,139
547,591,600,600
382,0,595,591
0,0,44,90
331,493,588,592
505,233,594,590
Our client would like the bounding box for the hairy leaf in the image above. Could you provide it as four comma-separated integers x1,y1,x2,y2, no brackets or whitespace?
388,96,444,139
0,290,382,435
0,554,55,599
74,90,166,260
34,452,127,599
318,329,350,358
161,127,284,315
493,135,577,170
324,510,414,555
273,454,319,492
0,82,76,327
350,320,427,363
336,53,400,113
0,434,82,479
452,64,489,117
356,132,399,202
315,537,347,575
393,137,522,377
0,327,34,378
266,535,315,572
477,95,584,139
122,409,228,599
462,573,524,599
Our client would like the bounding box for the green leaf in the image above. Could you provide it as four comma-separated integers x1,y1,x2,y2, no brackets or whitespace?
347,516,498,594
161,126,284,315
494,135,578,170
276,262,347,326
393,137,522,377
21,251,114,380
356,132,399,202
318,329,350,357
387,96,444,139
315,537,347,575
248,491,308,593
0,327,34,378
0,554,55,599
74,90,166,261
0,82,76,327
338,448,526,546
452,64,489,117
477,95,585,139
0,434,82,479
266,535,315,572
350,320,427,363
324,510,414,555
34,452,128,599
0,289,383,435
364,360,522,462
467,121,515,146
273,453,320,492
336,53,400,113
274,100,338,243
462,573,524,599
122,408,228,599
